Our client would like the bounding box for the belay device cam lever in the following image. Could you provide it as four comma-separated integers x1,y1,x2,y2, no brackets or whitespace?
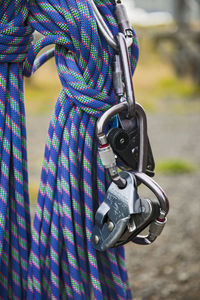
91,0,169,251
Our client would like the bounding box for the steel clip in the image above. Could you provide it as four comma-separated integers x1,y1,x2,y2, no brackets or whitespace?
96,102,147,188
132,172,169,245
114,32,136,117
89,0,135,116
94,101,169,249
89,0,133,50
91,170,169,251
91,0,169,250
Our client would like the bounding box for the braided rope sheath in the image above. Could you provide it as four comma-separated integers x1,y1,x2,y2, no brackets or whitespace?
0,0,32,298
24,0,139,298
0,0,139,298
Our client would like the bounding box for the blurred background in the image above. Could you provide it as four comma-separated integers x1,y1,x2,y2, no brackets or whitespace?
25,1,200,299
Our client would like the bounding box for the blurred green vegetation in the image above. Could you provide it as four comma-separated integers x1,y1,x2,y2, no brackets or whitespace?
133,30,200,112
157,77,200,99
156,159,197,174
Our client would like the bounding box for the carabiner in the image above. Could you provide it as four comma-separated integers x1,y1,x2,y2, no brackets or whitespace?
116,32,136,117
97,102,128,189
89,0,133,50
132,172,169,245
96,102,148,188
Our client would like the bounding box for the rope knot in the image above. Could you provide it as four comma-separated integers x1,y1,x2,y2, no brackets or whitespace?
0,3,33,63
55,47,117,118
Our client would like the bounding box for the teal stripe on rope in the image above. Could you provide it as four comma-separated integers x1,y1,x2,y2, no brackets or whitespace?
0,0,32,298
0,0,139,298
24,0,139,298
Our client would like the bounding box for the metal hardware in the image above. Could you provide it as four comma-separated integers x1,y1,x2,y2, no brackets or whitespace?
91,171,168,251
107,221,114,232
98,144,116,169
97,102,148,188
94,235,100,245
94,101,169,250
113,54,124,97
114,1,133,39
92,171,169,251
132,172,169,245
113,197,161,248
90,0,169,251
96,102,128,188
115,33,136,116
107,108,155,177
135,172,169,217
90,0,136,116
89,0,133,50
91,171,142,251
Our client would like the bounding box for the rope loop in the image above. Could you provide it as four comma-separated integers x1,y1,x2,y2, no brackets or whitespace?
24,0,139,117
0,2,33,62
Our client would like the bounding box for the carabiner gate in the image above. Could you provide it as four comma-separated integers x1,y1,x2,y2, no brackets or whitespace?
115,33,136,117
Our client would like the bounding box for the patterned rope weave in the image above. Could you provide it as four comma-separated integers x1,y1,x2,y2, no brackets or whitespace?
0,0,32,298
24,0,139,298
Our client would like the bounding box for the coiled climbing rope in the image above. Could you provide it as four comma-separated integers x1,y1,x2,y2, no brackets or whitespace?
0,0,32,298
0,0,139,298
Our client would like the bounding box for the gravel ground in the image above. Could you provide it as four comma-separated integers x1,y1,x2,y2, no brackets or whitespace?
126,112,200,299
126,172,200,300
27,111,200,299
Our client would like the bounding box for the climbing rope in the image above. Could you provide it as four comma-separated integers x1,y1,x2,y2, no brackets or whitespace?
0,0,32,298
25,0,139,298
0,0,139,298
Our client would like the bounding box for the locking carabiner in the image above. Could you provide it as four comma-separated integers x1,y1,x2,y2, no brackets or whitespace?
91,169,169,250
97,102,128,189
133,172,169,245
96,102,147,188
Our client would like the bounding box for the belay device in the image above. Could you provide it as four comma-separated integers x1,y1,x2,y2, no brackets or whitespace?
91,0,169,251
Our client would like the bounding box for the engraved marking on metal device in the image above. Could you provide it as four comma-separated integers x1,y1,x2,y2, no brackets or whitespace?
107,190,129,219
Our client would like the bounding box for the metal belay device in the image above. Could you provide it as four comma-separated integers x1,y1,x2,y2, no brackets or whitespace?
91,0,169,252
91,101,169,251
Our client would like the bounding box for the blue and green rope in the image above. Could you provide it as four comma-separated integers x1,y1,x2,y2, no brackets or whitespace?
0,0,139,298
0,0,32,298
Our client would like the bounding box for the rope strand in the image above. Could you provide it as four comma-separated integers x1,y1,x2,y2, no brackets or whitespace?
0,0,32,297
0,0,139,298
25,0,139,298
